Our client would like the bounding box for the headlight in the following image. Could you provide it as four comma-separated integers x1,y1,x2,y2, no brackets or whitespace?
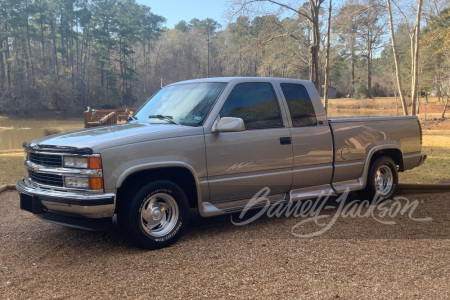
65,176,89,189
64,176,104,190
63,156,101,169
64,157,88,168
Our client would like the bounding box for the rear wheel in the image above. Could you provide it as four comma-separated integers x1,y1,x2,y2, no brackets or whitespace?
360,156,398,201
118,180,189,249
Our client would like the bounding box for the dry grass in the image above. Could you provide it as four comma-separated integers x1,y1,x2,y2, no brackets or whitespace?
329,97,399,111
0,151,26,186
328,96,449,120
399,130,450,184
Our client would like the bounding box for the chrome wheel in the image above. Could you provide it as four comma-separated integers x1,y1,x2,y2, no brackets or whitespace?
374,165,394,197
140,193,179,237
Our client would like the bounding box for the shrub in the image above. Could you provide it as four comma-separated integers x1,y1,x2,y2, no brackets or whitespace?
44,128,63,136
354,84,370,99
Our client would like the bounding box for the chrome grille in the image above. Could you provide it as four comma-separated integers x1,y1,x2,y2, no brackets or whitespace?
29,170,64,187
29,153,62,167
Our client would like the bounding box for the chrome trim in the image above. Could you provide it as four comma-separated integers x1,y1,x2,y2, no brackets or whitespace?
140,192,179,237
25,160,103,177
17,179,115,201
41,201,115,218
24,178,103,194
374,165,394,196
27,150,101,158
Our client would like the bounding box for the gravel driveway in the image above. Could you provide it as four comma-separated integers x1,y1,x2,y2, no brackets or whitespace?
1,190,449,299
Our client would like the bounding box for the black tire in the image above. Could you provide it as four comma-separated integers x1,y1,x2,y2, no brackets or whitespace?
118,180,189,249
360,156,398,201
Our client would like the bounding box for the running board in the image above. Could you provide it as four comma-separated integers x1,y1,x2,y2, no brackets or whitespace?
199,184,339,217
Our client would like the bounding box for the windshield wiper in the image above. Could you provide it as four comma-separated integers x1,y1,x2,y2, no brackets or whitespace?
128,115,138,121
148,115,180,125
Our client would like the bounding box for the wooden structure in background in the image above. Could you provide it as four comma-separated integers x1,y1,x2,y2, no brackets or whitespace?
84,109,135,128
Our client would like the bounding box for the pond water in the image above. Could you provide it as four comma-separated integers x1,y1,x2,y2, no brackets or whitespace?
0,118,84,151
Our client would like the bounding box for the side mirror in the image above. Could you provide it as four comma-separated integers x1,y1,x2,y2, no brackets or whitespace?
213,117,245,133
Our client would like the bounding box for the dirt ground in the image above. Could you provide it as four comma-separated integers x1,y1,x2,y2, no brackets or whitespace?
1,190,449,299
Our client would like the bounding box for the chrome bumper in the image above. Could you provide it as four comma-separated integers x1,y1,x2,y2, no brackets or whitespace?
16,179,116,231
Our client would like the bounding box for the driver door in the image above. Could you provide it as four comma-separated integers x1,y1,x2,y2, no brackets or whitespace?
205,81,293,203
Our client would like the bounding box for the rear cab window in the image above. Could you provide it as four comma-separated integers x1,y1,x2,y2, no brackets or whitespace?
280,83,317,127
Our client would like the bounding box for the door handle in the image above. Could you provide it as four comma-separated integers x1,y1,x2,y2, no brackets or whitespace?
280,137,291,145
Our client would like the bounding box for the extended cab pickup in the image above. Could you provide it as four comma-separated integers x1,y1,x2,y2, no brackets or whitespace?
17,77,427,249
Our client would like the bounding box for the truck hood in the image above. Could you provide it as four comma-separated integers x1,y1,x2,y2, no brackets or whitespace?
25,122,204,153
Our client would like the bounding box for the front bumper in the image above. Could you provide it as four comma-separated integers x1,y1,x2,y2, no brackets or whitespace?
16,179,116,231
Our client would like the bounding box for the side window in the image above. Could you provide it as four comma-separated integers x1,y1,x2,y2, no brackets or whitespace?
280,83,317,127
220,82,283,130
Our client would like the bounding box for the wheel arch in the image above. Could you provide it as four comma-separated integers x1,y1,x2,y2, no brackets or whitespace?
115,163,201,212
361,145,403,186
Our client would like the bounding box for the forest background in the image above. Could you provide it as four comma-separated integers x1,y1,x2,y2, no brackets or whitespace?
0,0,448,117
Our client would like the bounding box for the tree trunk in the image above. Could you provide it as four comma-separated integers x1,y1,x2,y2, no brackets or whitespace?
411,0,423,116
442,96,449,119
310,16,320,90
366,29,372,97
386,0,408,115
323,0,332,113
207,34,210,77
40,13,45,66
239,44,242,76
367,46,372,97
25,0,34,84
0,38,5,90
5,23,12,92
351,42,355,97
50,19,59,75
60,12,65,68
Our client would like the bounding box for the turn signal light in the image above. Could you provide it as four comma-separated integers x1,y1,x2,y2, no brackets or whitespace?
89,177,104,190
88,157,102,169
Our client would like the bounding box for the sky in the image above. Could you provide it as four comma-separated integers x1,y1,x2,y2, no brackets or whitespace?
137,0,230,29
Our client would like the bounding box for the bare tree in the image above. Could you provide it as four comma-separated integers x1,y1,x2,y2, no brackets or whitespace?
230,0,325,90
442,95,449,119
390,0,424,115
323,0,332,113
411,0,423,115
386,0,408,115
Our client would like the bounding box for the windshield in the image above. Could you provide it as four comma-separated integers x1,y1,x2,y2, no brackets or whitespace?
133,82,226,126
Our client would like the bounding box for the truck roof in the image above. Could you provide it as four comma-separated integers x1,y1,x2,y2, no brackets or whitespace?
167,77,313,86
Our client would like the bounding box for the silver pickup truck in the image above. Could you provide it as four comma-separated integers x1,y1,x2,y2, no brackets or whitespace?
17,77,426,249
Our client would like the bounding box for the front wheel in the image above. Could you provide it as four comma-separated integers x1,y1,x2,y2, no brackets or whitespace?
118,180,189,249
360,156,398,201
